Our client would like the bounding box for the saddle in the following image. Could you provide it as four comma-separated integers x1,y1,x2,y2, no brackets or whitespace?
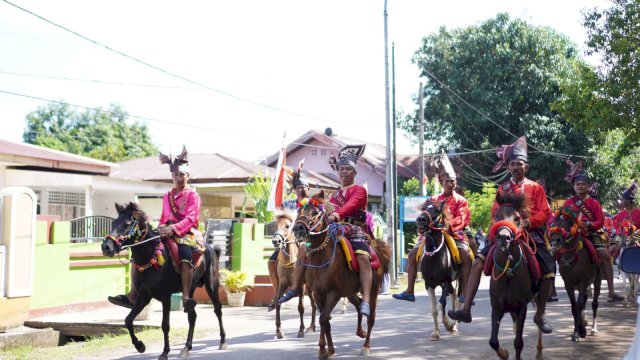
554,238,600,265
338,236,381,272
483,239,541,281
415,231,473,265
165,238,204,273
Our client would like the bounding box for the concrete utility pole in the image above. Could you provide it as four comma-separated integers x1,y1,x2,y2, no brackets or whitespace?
418,82,425,196
391,42,398,284
383,0,397,285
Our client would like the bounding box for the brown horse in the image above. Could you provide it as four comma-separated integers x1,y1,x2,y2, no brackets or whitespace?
416,199,460,340
549,206,603,342
272,208,317,339
488,192,542,360
292,191,390,359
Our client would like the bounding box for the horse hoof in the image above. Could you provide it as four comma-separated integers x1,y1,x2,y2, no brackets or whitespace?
179,347,189,358
218,342,227,350
450,328,459,336
361,347,371,356
135,341,146,353
276,331,284,339
158,355,168,360
356,329,367,338
571,334,579,342
497,347,509,360
591,328,598,336
430,332,440,341
297,331,305,338
306,326,316,333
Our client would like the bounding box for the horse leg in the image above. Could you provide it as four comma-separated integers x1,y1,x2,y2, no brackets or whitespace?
426,288,440,341
443,283,458,335
125,297,150,354
362,292,378,356
275,285,285,339
204,274,227,350
489,307,508,360
341,297,348,314
179,300,196,359
591,270,603,336
306,286,317,333
566,284,580,342
347,295,366,338
297,292,305,338
513,305,527,360
318,294,341,360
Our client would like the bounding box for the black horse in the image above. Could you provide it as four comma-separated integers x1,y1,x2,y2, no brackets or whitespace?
101,202,227,360
416,199,460,340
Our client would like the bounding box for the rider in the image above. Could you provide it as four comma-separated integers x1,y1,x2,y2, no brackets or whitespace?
562,160,624,302
393,150,472,303
612,181,640,262
266,162,311,311
108,146,205,313
277,144,374,317
449,136,555,334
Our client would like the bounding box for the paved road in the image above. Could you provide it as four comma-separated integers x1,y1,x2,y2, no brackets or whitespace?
86,276,638,360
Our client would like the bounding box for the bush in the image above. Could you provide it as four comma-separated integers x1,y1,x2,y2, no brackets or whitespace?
220,269,253,293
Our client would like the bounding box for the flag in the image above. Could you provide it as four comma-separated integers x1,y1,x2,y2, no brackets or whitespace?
267,131,287,211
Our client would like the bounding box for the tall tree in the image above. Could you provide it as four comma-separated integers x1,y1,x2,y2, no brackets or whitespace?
23,103,158,162
402,13,592,195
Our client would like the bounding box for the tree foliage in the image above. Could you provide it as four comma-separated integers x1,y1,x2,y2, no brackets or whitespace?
466,183,497,232
242,171,273,223
403,13,592,195
23,103,157,162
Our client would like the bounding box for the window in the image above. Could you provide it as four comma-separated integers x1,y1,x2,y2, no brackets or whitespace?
48,191,85,220
311,149,317,156
320,149,327,156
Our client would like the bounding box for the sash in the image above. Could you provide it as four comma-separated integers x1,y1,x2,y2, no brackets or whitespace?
572,197,596,222
168,189,184,221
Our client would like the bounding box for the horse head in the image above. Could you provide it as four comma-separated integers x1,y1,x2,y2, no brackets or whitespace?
416,199,447,234
548,206,582,251
293,190,329,241
273,207,298,249
101,202,149,257
491,192,530,250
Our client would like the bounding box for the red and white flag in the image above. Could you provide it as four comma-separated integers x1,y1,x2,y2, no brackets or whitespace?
267,131,287,211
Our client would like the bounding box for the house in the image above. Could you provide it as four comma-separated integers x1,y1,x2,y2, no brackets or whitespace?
264,129,422,213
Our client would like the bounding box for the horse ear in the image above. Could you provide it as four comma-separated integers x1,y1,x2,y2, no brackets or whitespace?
115,203,125,213
317,190,325,200
495,190,503,205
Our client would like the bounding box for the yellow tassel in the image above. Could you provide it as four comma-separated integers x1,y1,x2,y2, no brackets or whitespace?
157,253,165,266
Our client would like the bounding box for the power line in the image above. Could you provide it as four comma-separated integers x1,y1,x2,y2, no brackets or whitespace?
1,0,359,127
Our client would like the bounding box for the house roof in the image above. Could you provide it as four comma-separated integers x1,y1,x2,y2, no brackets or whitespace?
110,153,341,189
265,130,421,179
0,138,116,174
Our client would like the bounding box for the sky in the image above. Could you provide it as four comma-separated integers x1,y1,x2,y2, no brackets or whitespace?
0,0,612,163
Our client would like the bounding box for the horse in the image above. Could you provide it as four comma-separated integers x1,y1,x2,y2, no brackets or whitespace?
272,208,317,339
292,191,391,359
618,221,640,304
101,202,227,360
487,192,542,360
416,199,460,340
548,206,603,342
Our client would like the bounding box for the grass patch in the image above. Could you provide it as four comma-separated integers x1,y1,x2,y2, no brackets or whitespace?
0,327,208,360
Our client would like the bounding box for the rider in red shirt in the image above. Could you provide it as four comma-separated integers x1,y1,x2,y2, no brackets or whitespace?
611,181,640,260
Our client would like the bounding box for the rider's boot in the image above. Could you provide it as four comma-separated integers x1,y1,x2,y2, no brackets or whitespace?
181,261,196,313
534,277,553,333
448,258,483,323
600,248,624,302
357,254,373,317
392,246,417,302
267,260,279,311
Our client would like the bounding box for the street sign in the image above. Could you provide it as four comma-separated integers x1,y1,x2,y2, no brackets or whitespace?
400,196,429,223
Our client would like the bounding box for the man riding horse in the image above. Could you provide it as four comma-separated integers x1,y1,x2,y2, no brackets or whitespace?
449,136,555,334
393,150,473,303
563,160,624,302
612,181,640,261
278,144,374,316
108,146,205,313
267,160,311,312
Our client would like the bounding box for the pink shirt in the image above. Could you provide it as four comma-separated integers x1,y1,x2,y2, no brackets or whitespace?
160,187,201,237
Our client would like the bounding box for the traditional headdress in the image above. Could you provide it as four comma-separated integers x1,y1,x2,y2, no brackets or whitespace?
564,159,588,183
620,180,638,202
158,145,190,173
492,136,528,172
285,159,309,190
435,150,456,180
329,144,366,171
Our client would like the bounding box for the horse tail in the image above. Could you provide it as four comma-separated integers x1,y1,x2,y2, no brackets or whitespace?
373,238,391,275
213,245,222,259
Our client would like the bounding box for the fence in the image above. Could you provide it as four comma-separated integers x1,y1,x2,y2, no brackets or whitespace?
70,216,114,243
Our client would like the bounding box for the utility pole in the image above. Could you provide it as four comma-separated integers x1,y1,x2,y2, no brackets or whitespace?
383,0,397,285
418,82,425,196
391,42,398,285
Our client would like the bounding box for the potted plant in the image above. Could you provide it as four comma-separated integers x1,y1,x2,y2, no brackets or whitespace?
220,269,253,307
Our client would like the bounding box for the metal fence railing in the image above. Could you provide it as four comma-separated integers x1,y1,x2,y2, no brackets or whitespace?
70,216,114,243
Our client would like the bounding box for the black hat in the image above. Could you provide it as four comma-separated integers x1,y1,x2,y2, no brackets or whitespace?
329,144,366,171
159,145,190,173
288,160,309,188
492,136,528,172
564,159,588,183
620,180,638,202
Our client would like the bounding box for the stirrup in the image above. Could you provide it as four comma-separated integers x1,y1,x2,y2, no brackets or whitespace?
277,289,301,305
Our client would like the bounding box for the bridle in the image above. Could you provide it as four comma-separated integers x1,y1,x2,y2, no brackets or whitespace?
105,219,159,251
549,215,582,265
294,198,329,239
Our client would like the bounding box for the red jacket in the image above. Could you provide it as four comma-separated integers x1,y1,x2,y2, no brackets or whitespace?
612,208,640,234
563,196,604,231
329,184,367,221
430,192,471,233
491,178,550,230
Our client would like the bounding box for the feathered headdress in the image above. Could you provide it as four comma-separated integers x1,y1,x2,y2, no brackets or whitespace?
492,136,528,172
564,159,588,183
329,144,366,171
620,180,638,202
159,145,190,173
435,150,456,180
284,159,308,192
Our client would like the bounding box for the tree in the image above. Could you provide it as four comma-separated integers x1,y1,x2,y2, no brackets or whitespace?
242,171,273,223
23,102,157,162
466,183,497,232
403,13,592,195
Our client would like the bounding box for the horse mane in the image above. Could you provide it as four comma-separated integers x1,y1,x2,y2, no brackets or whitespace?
274,207,297,222
495,191,531,219
419,199,452,224
117,202,149,222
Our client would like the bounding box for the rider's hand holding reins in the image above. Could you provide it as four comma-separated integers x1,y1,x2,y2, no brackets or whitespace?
159,225,174,238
